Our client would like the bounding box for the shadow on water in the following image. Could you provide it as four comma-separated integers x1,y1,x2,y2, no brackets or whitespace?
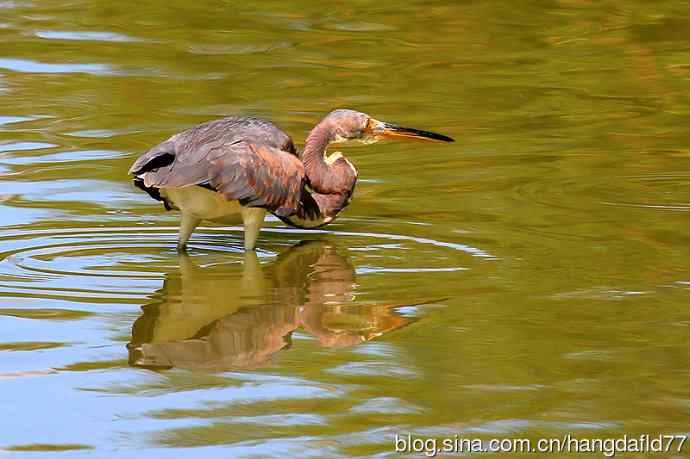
128,240,429,372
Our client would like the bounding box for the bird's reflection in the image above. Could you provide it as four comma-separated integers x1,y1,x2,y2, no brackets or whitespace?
128,241,415,371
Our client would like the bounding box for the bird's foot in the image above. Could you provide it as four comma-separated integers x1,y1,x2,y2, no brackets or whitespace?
176,243,188,253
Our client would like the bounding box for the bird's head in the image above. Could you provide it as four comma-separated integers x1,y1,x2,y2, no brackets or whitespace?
322,109,454,144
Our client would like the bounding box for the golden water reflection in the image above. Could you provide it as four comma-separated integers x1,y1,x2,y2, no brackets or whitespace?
128,241,415,371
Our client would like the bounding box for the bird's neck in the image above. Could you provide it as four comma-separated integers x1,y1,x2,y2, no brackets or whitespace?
302,121,341,194
291,120,356,228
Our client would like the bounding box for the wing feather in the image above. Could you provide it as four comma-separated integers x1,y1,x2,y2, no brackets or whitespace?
208,142,306,217
129,116,321,221
129,116,297,190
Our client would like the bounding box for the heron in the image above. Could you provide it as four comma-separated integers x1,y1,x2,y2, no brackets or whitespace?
129,109,453,251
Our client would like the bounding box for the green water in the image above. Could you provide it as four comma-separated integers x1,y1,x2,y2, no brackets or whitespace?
1,0,690,457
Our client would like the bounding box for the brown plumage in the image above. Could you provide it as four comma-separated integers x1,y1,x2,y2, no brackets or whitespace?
129,116,296,206
129,109,453,251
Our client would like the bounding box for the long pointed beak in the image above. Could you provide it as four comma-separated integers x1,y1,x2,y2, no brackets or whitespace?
368,118,454,142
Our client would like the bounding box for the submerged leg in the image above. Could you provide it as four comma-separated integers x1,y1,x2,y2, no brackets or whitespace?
178,213,201,252
240,250,266,301
240,208,266,251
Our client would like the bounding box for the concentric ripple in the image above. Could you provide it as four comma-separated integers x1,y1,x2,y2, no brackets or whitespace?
0,225,490,303
0,227,200,302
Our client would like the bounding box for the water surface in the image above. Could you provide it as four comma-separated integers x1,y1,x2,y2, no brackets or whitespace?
2,0,690,457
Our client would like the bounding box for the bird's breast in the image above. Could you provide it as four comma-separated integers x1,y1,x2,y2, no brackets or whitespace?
161,186,244,222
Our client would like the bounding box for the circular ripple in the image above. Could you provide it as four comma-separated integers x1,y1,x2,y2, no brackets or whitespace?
0,228,178,301
0,225,491,302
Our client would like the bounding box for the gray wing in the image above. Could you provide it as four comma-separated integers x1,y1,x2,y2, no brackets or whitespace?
129,116,297,189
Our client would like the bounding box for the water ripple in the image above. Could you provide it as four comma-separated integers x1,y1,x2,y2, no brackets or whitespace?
0,225,478,305
0,58,114,75
0,116,34,126
0,149,125,165
34,30,138,42
0,142,56,153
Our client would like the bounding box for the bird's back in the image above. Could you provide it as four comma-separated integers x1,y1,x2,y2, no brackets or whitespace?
129,116,298,208
129,116,297,183
166,116,296,159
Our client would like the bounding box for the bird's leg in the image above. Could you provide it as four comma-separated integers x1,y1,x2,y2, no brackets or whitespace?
177,213,201,252
240,208,266,251
240,250,267,303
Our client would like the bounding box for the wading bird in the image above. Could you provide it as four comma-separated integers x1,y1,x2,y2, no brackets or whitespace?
129,109,453,251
